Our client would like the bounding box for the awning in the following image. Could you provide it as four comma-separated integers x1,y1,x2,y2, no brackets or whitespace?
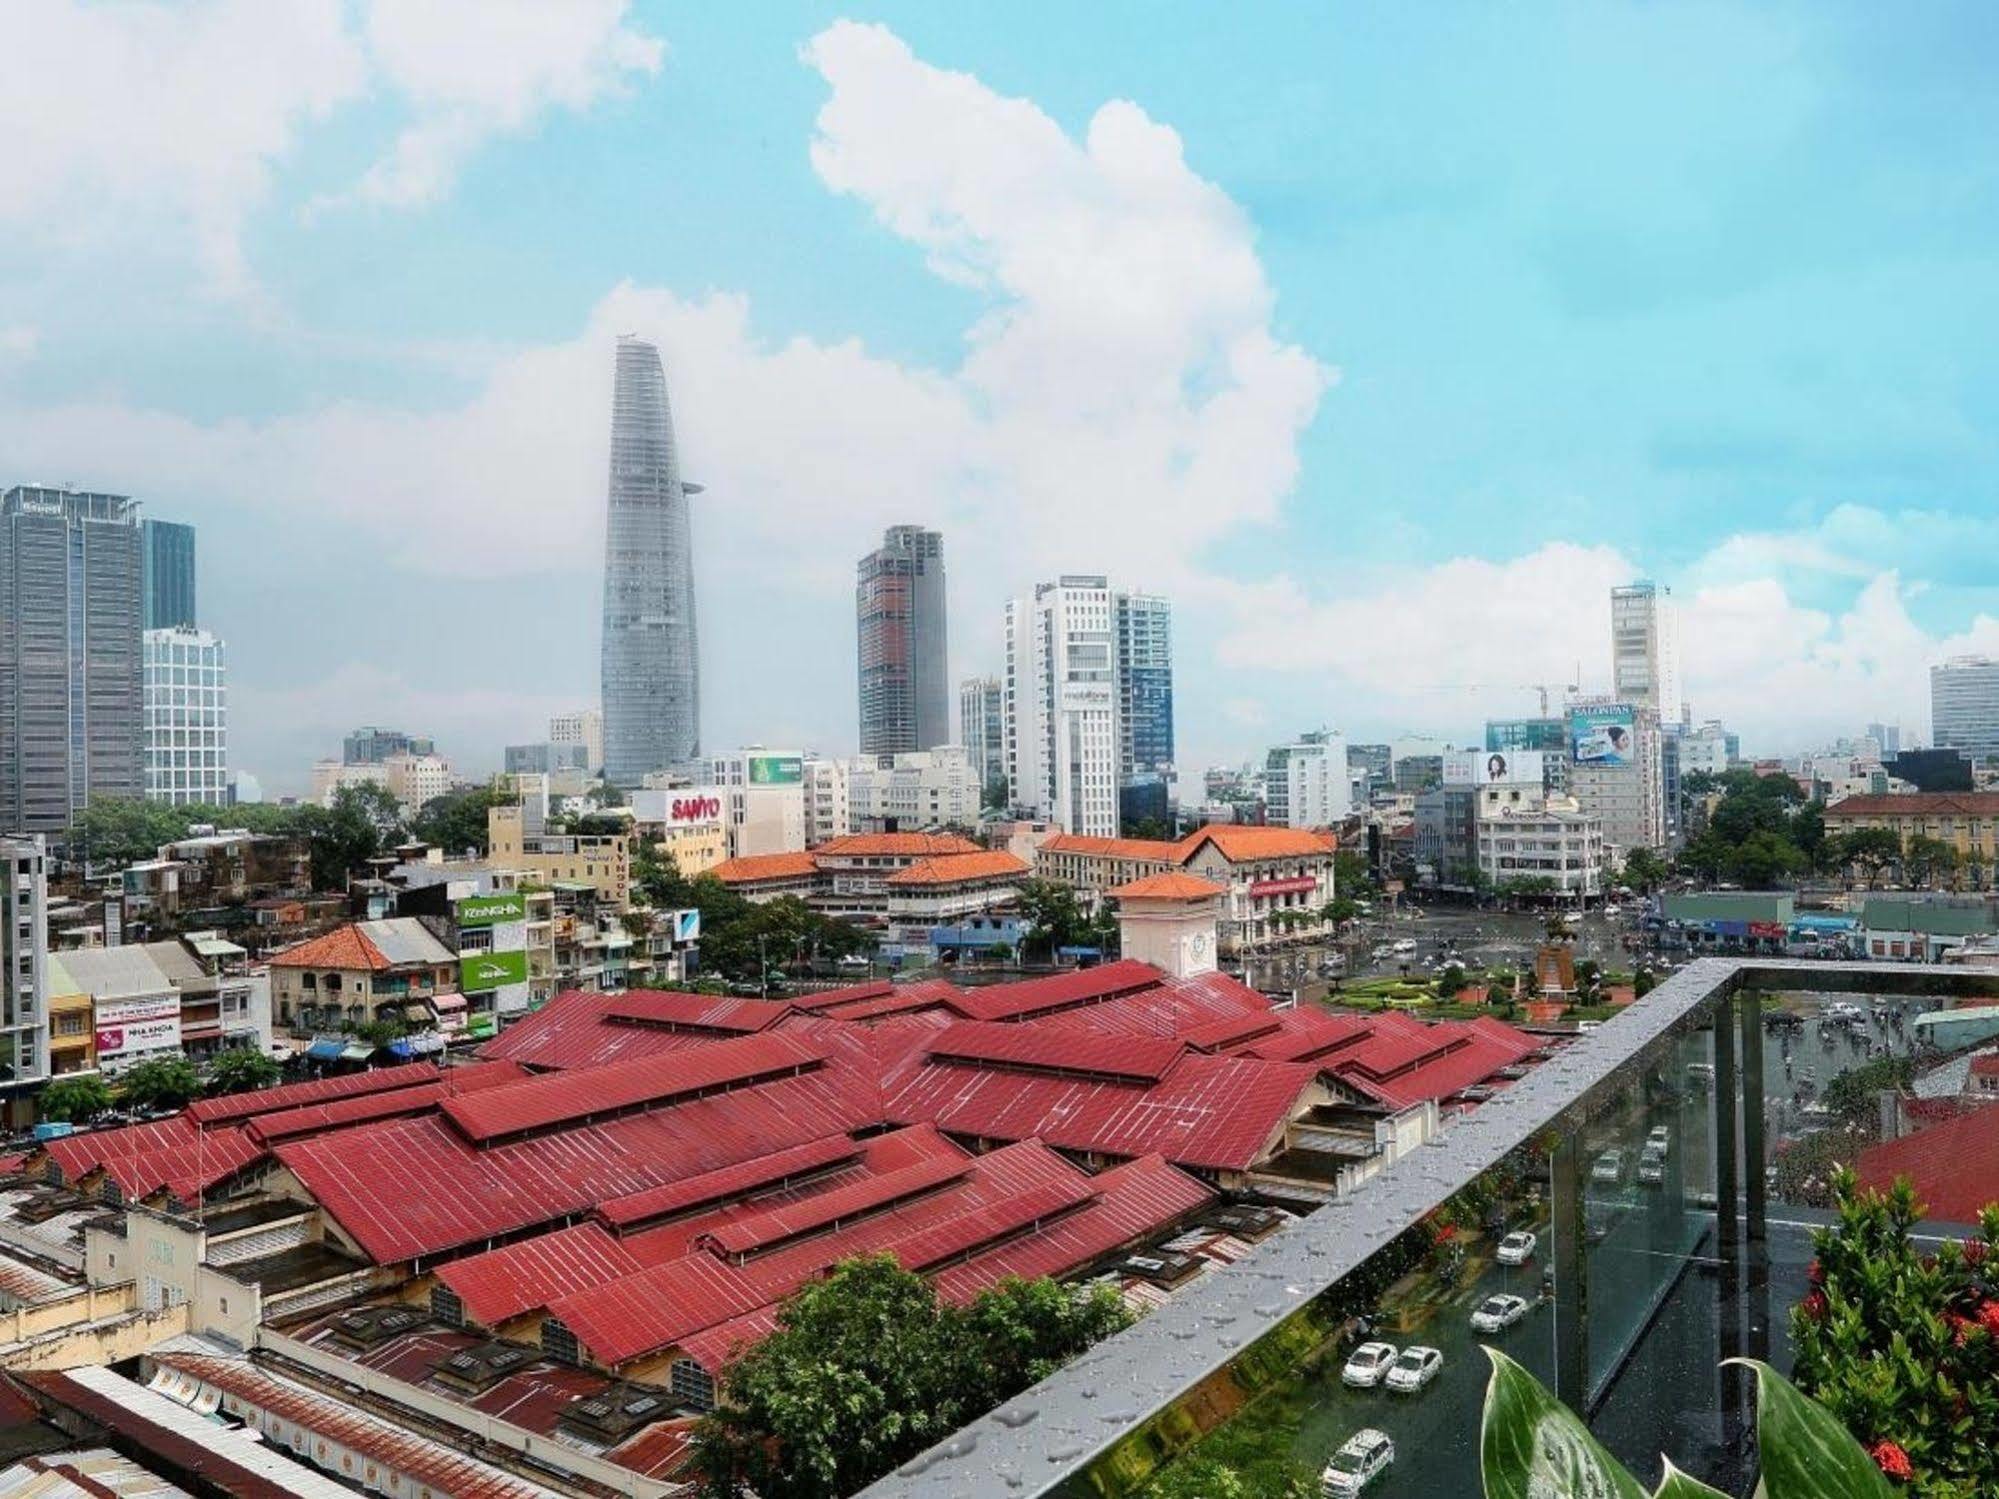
405,1032,445,1055
387,1039,414,1058
431,992,467,1011
339,1040,375,1061
401,1004,431,1024
305,1037,344,1061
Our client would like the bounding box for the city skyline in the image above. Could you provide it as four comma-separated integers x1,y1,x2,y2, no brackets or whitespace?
7,7,1999,791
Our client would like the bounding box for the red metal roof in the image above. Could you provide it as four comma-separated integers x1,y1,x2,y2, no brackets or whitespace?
788,977,973,1023
434,1221,643,1326
603,989,795,1034
245,1064,527,1146
478,989,715,1072
598,1132,863,1230
43,1115,263,1203
1857,1101,1999,1224
954,959,1166,1021
1178,1011,1284,1053
881,1173,1097,1272
925,1020,1189,1084
188,1062,442,1123
551,1252,771,1368
789,979,895,1010
700,1153,971,1258
441,1032,831,1143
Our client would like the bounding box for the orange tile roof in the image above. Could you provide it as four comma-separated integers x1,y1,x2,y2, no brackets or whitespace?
1175,824,1338,862
1109,871,1225,901
711,851,821,885
268,923,391,971
1826,793,1999,818
1037,833,1184,861
885,851,1030,887
813,833,983,858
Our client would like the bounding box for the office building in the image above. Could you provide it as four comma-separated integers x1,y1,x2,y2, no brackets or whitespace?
1264,731,1350,829
707,748,808,856
1347,743,1393,796
960,675,1004,800
1679,720,1734,779
1485,717,1571,795
0,836,49,1118
1611,581,1682,727
140,518,197,631
342,726,433,764
802,755,851,846
549,708,603,773
1932,657,1999,761
856,525,949,754
1868,722,1904,759
1393,755,1444,795
504,741,591,777
1004,577,1120,836
1568,699,1667,858
0,486,144,833
1115,591,1175,792
601,336,701,785
845,746,981,833
141,627,228,805
383,752,454,816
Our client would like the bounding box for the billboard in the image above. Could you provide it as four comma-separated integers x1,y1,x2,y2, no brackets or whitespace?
97,1013,180,1058
1571,706,1637,767
747,755,802,786
456,892,526,927
665,790,723,826
673,908,702,944
460,950,529,991
1445,749,1546,786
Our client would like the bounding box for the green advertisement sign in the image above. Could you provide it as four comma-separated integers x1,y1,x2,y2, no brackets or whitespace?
460,949,528,991
748,754,803,785
466,1012,498,1040
457,892,526,927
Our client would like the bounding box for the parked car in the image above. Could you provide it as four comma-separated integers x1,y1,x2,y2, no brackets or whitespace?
1646,1125,1671,1158
837,953,872,969
1591,1148,1626,1184
1638,1147,1666,1185
1471,1293,1531,1333
1495,1230,1538,1265
1340,1341,1399,1389
1384,1345,1443,1393
1320,1430,1395,1497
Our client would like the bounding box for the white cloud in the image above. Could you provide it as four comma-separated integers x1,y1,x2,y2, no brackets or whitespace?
0,328,35,363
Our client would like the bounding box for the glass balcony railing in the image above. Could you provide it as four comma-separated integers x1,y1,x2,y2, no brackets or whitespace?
859,958,1996,1499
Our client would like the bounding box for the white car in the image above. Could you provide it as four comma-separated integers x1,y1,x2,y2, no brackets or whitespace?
1638,1148,1666,1186
1340,1341,1399,1388
1384,1345,1443,1393
1646,1125,1671,1157
1392,938,1417,955
1320,1429,1395,1497
1591,1148,1626,1184
1495,1230,1538,1266
1471,1293,1531,1333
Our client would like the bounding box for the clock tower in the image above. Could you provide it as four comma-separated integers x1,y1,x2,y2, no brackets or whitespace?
1108,870,1226,979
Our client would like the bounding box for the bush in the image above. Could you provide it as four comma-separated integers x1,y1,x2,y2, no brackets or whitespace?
39,1075,113,1123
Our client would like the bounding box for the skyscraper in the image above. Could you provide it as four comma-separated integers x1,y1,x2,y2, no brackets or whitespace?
0,486,144,833
140,518,197,631
1004,577,1120,836
856,525,948,754
1931,657,1999,760
1115,591,1174,782
142,627,228,805
959,676,1004,798
601,336,700,786
1610,581,1683,727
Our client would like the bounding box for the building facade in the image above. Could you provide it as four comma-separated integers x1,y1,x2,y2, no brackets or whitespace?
959,676,1004,800
601,336,700,785
383,753,454,816
856,525,949,755
139,518,196,632
1264,732,1350,829
488,804,632,909
1568,700,1667,858
142,627,227,805
1611,581,1683,727
1932,657,1999,762
1005,577,1121,836
0,486,145,833
0,836,49,1117
341,727,433,764
548,708,603,774
503,741,590,777
706,749,809,856
1115,591,1174,797
845,746,980,832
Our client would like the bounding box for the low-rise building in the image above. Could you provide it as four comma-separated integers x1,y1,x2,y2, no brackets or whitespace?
266,919,460,1038
1824,792,1999,874
1656,892,1795,953
631,786,730,878
120,828,312,935
880,850,1031,959
1,836,51,1118
1858,897,1999,962
1476,800,1605,901
488,803,631,909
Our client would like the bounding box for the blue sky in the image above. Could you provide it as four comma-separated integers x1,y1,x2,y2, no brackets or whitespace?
5,2,1999,790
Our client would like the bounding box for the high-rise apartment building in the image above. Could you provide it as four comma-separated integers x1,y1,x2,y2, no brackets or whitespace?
856,525,949,755
602,336,701,785
1485,716,1571,795
1004,577,1120,836
1611,581,1683,727
1115,592,1174,786
549,708,603,773
959,676,1004,800
142,627,228,805
1931,657,1999,761
140,518,197,631
0,486,144,833
1264,732,1350,829
1867,722,1903,759
0,836,49,1112
342,726,434,764
1568,699,1667,858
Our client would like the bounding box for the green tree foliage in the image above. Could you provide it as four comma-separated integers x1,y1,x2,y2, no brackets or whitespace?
1832,827,1904,889
1900,834,1962,891
1014,878,1114,959
204,1046,282,1095
116,1056,202,1112
1820,1055,1915,1126
1619,847,1669,894
409,785,511,856
1673,771,1819,889
691,1256,1131,1499
630,847,870,983
66,787,406,892
1790,1172,1999,1498
38,1075,113,1123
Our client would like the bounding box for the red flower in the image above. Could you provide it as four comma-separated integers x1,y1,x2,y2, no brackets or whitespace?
1870,1441,1913,1482
1977,1300,1999,1337
1806,1259,1825,1286
1948,1312,1976,1346
1800,1290,1828,1322
1965,1238,1989,1268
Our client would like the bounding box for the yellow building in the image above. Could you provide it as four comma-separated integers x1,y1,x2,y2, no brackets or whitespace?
1824,792,1999,869
652,818,728,878
488,805,631,909
45,965,96,1076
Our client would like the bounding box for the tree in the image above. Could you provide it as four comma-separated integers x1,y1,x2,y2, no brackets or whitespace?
1438,963,1467,998
1014,878,1095,960
691,1255,1130,1499
39,1075,113,1123
409,786,511,856
1619,847,1669,894
296,783,405,888
982,775,1010,813
1902,835,1962,891
116,1056,202,1112
1820,1055,1915,1126
1833,828,1903,889
1791,1172,1999,1497
65,797,196,866
205,1046,281,1095
1727,829,1805,888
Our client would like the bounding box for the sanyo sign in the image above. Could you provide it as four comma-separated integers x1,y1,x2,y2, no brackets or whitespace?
634,786,726,829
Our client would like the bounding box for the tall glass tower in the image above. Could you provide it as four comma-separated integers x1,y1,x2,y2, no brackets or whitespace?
600,337,700,785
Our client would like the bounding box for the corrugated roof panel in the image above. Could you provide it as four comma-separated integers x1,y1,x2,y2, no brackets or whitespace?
434,1222,643,1326
245,1064,526,1147
924,1021,1188,1084
596,1133,862,1229
953,960,1166,1022
602,990,793,1034
357,918,456,967
699,1153,971,1258
551,1254,769,1369
884,1174,1098,1273
477,991,714,1072
188,1064,442,1124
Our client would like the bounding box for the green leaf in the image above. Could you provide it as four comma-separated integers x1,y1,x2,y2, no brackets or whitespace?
1480,1347,1648,1499
1653,1458,1730,1498
1726,1358,1893,1499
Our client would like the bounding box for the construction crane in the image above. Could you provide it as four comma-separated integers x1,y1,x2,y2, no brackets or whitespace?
1399,672,1583,717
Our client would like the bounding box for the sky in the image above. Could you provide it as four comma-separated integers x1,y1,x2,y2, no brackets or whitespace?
5,2,1999,794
